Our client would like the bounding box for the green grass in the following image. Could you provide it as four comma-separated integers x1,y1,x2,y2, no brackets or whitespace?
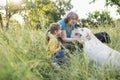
0,23,120,80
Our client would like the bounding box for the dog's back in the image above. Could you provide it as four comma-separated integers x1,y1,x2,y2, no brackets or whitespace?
75,28,120,68
94,32,111,43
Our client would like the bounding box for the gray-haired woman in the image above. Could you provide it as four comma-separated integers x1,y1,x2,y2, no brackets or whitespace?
57,11,83,50
57,11,111,51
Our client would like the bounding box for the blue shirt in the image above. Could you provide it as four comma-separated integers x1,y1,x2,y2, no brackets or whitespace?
58,20,74,38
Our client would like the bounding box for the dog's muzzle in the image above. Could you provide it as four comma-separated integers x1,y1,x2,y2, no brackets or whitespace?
75,33,82,37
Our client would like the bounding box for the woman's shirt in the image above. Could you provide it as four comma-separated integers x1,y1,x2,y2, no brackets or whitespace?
58,19,74,38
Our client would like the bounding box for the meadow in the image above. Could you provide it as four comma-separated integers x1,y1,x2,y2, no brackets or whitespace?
0,21,120,80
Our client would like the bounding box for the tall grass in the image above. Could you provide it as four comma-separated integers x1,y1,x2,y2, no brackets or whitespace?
91,23,120,51
0,22,120,80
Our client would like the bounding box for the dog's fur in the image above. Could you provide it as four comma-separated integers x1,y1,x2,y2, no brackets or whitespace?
73,28,120,68
94,32,111,43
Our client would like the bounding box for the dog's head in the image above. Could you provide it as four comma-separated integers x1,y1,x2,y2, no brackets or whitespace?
75,28,91,41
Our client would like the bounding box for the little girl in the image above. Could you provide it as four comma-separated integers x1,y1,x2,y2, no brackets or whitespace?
47,23,66,65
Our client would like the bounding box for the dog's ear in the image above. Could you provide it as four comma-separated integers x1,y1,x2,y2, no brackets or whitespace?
83,28,91,40
84,28,91,33
86,33,91,40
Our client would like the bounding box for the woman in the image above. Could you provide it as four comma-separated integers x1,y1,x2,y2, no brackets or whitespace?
57,11,111,50
57,11,83,50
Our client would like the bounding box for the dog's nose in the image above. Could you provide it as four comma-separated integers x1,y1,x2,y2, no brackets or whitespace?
75,33,79,36
75,33,82,37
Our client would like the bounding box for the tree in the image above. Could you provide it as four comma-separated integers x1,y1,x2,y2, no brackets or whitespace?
79,11,113,27
0,0,73,29
105,0,120,14
0,13,3,29
90,0,120,14
22,0,55,29
22,0,73,29
0,0,24,30
51,0,73,22
105,0,120,7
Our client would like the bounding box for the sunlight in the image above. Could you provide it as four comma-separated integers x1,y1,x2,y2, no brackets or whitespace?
0,0,21,6
0,0,6,6
13,14,24,25
10,0,21,4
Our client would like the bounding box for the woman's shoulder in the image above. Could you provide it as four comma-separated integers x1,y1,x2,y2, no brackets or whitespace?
57,19,65,25
57,20,66,30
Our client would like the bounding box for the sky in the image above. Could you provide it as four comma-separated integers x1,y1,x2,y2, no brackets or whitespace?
0,0,120,24
71,0,120,19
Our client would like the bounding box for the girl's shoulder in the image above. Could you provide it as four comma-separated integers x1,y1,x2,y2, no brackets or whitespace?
48,38,58,45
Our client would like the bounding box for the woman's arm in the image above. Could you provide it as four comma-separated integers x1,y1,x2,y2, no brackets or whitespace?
61,30,80,42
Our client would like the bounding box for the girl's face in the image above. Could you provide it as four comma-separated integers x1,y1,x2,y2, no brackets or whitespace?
57,28,61,36
55,26,61,36
68,16,78,26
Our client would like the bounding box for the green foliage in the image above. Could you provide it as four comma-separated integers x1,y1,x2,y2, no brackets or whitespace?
51,0,73,22
0,0,73,29
0,1,120,79
22,0,54,29
105,0,120,14
22,0,73,29
1,0,25,29
0,54,15,80
105,0,120,7
90,0,120,14
0,20,120,80
79,11,114,27
0,26,47,80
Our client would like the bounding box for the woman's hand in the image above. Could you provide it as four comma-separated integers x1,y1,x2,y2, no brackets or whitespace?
75,38,84,43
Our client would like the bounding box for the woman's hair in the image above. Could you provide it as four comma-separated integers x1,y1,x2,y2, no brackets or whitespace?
64,11,78,23
46,23,61,42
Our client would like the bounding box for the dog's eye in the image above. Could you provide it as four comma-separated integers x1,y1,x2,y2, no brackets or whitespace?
79,34,82,36
81,29,84,31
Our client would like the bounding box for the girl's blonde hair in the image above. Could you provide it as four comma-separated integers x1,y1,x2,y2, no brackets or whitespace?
49,23,61,34
46,23,61,42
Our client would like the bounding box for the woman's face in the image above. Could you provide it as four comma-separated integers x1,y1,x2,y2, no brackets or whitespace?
68,16,78,26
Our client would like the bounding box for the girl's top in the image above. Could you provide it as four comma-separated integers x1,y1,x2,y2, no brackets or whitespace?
47,33,61,58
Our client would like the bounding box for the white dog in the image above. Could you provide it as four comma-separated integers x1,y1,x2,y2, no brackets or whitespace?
72,28,120,68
